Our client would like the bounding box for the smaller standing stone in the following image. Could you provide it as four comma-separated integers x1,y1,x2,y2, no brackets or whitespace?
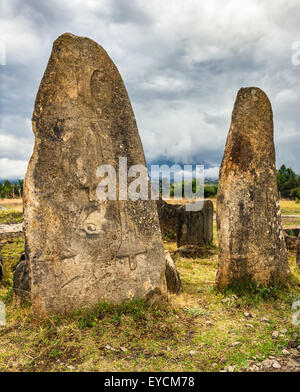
156,199,214,248
177,200,213,247
156,200,181,240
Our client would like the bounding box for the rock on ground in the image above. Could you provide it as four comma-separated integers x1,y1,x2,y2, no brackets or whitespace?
165,250,182,294
13,254,31,301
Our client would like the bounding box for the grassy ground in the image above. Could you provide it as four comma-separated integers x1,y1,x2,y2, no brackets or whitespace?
0,199,299,372
0,198,23,211
0,198,23,224
280,200,300,215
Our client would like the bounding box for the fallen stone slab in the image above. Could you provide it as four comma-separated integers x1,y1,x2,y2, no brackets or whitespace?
0,223,23,234
0,223,23,240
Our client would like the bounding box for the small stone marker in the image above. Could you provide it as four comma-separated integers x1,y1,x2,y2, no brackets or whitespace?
216,87,290,290
23,33,167,314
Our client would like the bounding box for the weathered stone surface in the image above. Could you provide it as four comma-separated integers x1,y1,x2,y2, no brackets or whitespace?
13,254,30,301
216,87,290,290
23,33,167,314
165,251,182,294
177,200,213,247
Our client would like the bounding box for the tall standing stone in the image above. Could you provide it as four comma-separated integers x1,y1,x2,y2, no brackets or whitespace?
23,33,167,314
216,87,290,290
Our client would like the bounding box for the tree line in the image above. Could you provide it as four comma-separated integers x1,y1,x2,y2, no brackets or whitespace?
169,164,300,199
0,180,23,199
277,165,300,199
0,165,299,200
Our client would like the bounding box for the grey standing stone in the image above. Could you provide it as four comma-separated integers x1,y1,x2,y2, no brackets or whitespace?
216,87,290,290
156,199,181,240
23,33,167,314
177,200,213,247
156,199,214,248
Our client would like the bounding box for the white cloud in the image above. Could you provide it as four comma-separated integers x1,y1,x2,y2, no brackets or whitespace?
1,0,300,180
275,89,298,105
205,167,220,179
0,132,33,160
0,158,28,179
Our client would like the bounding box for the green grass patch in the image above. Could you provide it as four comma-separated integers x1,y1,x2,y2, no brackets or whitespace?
0,210,23,224
0,236,24,286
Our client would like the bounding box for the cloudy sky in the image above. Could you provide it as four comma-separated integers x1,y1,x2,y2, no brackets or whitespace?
1,0,300,180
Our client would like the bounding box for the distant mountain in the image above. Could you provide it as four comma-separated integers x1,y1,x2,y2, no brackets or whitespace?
0,178,23,184
147,157,214,168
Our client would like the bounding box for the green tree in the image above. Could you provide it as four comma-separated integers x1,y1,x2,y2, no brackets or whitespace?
277,165,300,198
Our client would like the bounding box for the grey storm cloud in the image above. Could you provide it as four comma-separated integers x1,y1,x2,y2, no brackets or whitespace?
0,0,300,179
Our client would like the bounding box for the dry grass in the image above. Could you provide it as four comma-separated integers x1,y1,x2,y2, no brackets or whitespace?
162,197,217,213
0,199,23,224
280,199,300,215
0,199,299,371
0,198,23,212
0,224,299,372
